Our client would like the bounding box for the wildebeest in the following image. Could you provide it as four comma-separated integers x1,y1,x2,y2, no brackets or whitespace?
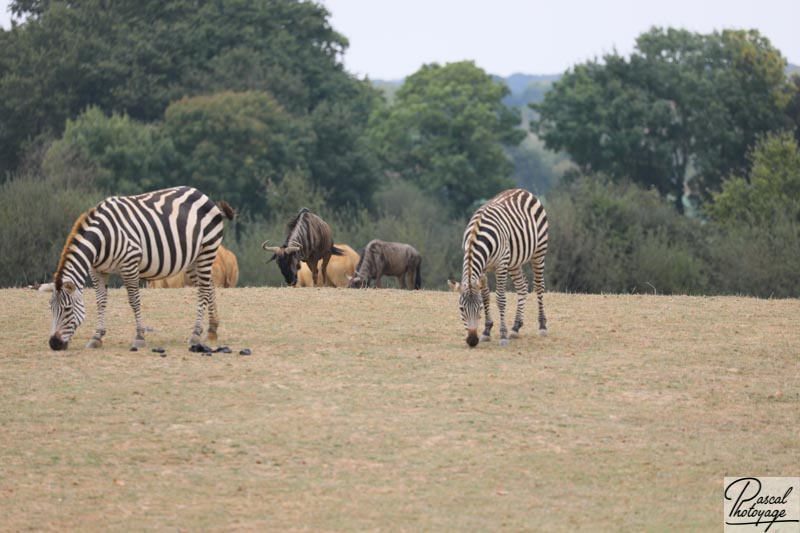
347,239,422,290
262,208,343,287
296,244,360,287
147,245,239,289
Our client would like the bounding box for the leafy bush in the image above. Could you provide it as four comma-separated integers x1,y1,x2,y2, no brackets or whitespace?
44,107,175,195
164,91,312,218
708,131,800,225
546,177,708,294
0,170,102,287
707,212,800,297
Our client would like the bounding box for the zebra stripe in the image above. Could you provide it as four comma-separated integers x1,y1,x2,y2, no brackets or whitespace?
48,186,234,351
459,189,548,347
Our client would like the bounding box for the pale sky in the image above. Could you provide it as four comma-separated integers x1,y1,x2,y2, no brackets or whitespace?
2,0,798,79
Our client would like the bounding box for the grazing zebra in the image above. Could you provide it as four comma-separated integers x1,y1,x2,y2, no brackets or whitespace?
262,208,343,287
48,186,235,351
459,189,548,347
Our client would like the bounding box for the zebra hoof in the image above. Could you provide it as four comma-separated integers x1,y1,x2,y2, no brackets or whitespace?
538,329,548,337
206,331,218,342
131,338,146,349
86,338,103,349
499,338,510,347
509,331,519,339
480,335,491,342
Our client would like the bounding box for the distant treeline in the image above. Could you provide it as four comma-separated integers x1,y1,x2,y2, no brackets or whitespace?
0,1,798,296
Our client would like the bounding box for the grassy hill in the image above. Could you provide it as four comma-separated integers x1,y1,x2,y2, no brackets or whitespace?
2,287,797,530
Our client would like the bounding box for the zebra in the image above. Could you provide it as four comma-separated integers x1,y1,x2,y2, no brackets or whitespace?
458,189,548,347
48,186,235,351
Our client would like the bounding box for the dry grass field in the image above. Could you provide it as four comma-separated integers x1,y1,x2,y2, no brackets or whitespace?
1,287,798,531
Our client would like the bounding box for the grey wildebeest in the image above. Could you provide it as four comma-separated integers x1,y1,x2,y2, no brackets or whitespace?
262,208,343,286
296,244,360,287
347,239,422,289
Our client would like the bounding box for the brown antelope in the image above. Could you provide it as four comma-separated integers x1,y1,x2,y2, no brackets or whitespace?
296,244,360,287
147,245,239,288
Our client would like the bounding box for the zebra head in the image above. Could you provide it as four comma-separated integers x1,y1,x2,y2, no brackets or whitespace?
459,278,485,347
262,241,302,286
48,280,86,350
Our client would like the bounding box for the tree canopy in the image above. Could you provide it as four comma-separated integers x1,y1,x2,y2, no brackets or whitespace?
0,0,379,210
531,27,796,210
708,131,800,225
368,61,525,215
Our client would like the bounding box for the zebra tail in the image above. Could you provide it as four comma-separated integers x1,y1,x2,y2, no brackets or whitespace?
415,262,422,290
217,201,235,220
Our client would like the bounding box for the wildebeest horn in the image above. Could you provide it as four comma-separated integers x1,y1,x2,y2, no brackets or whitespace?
261,240,282,253
284,245,301,253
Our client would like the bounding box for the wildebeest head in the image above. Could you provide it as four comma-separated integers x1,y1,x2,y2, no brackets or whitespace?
262,241,302,286
48,279,86,351
459,278,485,348
347,272,369,288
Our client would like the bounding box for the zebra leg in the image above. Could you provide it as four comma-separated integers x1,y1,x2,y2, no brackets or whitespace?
495,268,510,346
205,281,220,342
186,267,217,341
87,270,109,348
189,254,217,343
480,278,494,342
509,268,528,339
532,257,547,336
120,266,147,349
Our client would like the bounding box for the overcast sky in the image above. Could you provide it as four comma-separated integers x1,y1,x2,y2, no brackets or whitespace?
321,0,799,79
2,0,797,79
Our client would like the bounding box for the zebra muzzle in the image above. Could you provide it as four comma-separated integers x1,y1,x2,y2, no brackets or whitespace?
466,329,479,348
49,334,68,351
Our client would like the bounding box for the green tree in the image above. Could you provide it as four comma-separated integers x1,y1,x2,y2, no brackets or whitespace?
708,131,800,225
1,0,378,208
44,107,176,195
532,28,795,210
369,61,525,215
163,91,312,217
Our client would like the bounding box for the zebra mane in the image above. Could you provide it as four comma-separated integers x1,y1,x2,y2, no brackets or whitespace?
464,208,485,289
54,209,93,289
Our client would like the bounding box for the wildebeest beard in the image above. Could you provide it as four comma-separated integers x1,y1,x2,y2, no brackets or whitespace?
275,252,299,286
